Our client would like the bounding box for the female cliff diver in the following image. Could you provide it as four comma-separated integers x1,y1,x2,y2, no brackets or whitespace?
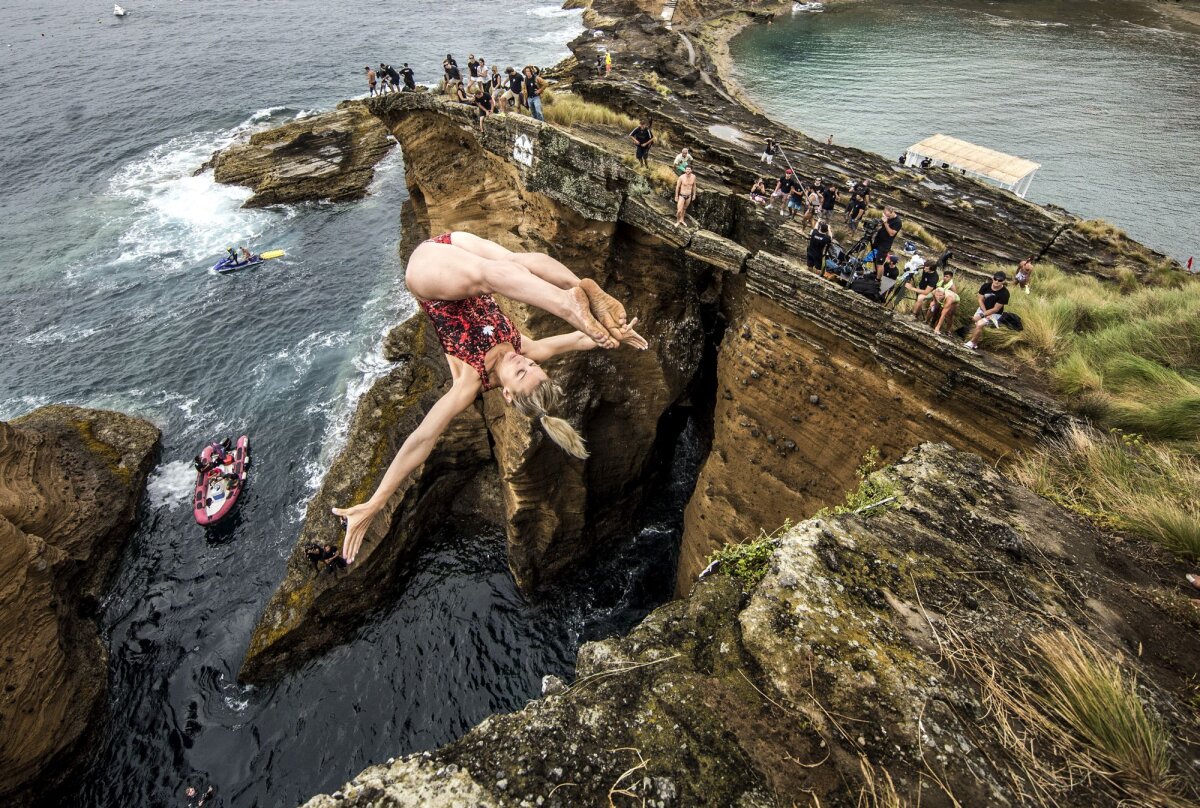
332,231,647,563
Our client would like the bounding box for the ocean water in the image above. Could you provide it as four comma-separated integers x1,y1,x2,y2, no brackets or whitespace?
729,0,1200,263
0,3,700,806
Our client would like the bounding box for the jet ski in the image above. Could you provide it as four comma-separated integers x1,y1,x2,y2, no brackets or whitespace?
211,249,285,274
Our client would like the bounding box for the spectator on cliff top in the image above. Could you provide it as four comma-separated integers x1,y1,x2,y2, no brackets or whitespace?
820,181,838,221
449,80,470,105
595,52,605,76
1015,256,1035,294
605,49,613,75
869,206,902,271
443,54,460,83
806,221,833,273
907,257,941,321
467,54,479,78
387,63,403,92
523,66,547,121
928,279,960,335
760,137,779,166
804,184,821,226
846,186,867,232
400,63,416,91
786,181,806,221
675,166,697,225
365,66,378,96
376,64,393,94
472,86,493,132
772,169,800,216
629,119,655,168
499,67,518,111
851,177,872,207
963,271,1011,350
749,176,768,205
673,147,692,174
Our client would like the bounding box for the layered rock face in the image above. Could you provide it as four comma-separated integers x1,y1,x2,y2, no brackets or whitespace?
303,443,1200,807
209,101,395,207
0,405,160,804
242,76,1071,677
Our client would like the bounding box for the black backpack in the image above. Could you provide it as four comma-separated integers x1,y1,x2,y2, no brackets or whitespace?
998,311,1024,331
850,275,880,302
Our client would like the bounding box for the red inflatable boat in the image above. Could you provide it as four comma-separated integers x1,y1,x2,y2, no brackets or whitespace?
192,436,250,526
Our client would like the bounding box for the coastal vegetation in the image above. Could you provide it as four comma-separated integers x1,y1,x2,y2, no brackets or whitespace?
969,263,1200,558
541,90,637,131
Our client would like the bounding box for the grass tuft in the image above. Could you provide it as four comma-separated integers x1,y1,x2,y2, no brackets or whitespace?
816,448,900,518
1031,630,1172,786
1013,425,1200,558
542,92,638,131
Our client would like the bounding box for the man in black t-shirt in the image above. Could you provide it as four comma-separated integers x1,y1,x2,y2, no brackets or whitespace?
806,222,833,271
870,206,902,277
629,120,654,168
772,169,799,216
964,271,1011,350
819,182,837,220
399,63,416,91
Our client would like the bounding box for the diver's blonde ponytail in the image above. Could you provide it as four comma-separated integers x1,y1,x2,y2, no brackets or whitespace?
511,379,589,459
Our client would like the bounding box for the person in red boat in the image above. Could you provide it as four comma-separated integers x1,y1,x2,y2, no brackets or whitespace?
332,231,646,563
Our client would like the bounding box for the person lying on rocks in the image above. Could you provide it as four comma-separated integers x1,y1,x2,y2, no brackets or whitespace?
332,231,647,563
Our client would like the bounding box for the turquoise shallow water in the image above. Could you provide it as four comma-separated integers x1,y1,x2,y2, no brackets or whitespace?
0,3,703,806
729,0,1200,262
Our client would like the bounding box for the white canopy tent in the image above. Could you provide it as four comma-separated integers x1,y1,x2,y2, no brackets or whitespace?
904,134,1040,198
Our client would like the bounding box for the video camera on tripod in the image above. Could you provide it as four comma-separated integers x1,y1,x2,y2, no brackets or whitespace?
825,218,880,288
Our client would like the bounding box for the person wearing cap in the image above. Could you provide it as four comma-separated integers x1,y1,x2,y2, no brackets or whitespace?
964,271,1011,349
772,169,801,215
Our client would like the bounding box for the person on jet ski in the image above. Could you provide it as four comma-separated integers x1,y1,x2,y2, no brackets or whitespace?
239,246,255,263
225,246,240,266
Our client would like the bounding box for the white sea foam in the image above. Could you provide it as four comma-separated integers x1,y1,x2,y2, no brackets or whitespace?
250,330,352,392
527,4,577,18
0,394,51,420
531,26,580,45
21,324,102,346
104,109,305,273
147,459,197,510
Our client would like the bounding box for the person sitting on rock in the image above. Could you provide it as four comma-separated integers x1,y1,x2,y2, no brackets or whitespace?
927,269,960,334
964,271,1010,350
331,232,647,564
749,176,768,205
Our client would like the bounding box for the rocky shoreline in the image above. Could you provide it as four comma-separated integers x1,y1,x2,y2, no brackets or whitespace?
0,406,160,805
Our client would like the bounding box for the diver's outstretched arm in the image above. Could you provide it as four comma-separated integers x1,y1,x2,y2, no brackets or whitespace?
332,371,480,562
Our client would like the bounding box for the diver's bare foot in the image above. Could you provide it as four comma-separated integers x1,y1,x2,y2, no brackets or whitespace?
1187,573,1200,591
566,287,615,347
580,279,627,332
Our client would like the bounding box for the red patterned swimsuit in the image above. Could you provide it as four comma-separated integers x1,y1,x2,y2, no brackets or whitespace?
417,233,522,390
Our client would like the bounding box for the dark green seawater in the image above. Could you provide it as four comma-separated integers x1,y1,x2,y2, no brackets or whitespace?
730,0,1200,262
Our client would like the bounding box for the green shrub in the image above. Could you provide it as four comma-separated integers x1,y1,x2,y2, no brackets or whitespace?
707,520,792,592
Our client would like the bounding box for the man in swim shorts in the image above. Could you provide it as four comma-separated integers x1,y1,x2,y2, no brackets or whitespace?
365,66,377,96
674,166,696,225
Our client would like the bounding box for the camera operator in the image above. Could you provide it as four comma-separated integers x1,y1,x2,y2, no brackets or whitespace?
870,206,902,279
963,271,1010,350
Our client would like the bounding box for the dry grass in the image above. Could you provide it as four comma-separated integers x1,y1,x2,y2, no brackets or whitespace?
648,163,677,191
856,757,909,808
943,623,1183,806
982,263,1200,444
901,220,946,253
542,91,638,131
1013,425,1200,559
642,71,671,97
1031,631,1172,787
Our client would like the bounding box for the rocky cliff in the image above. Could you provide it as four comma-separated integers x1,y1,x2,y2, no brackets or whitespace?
302,443,1200,807
241,78,1072,679
208,101,395,207
0,405,160,804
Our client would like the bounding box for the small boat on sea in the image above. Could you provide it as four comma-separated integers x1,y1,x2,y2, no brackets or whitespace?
113,4,127,16
211,249,285,274
793,2,824,12
193,437,250,526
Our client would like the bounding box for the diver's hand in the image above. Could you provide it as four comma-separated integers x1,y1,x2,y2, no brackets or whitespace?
331,502,381,563
612,317,648,350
